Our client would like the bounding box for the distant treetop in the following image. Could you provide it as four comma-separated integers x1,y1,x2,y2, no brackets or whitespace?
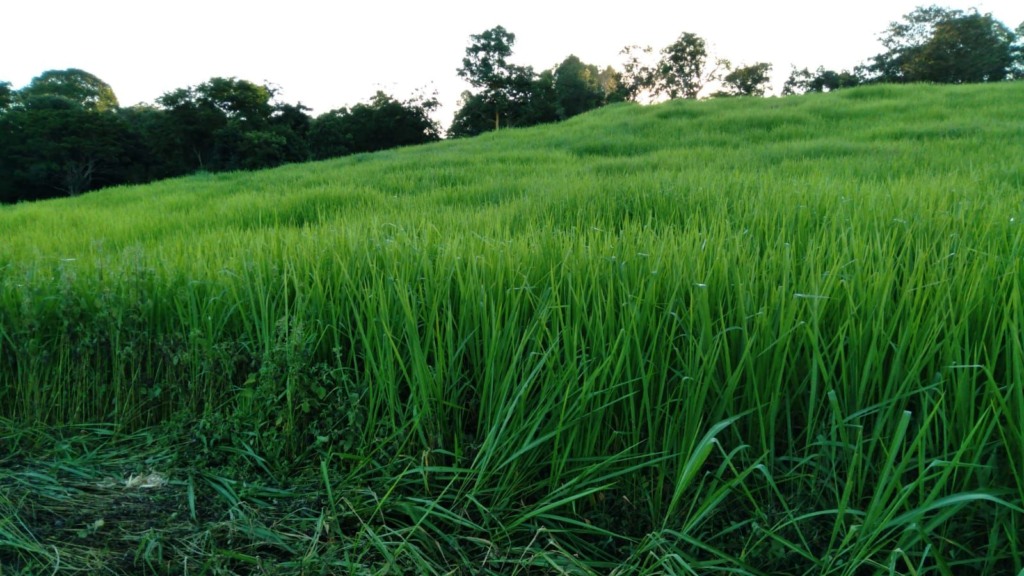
867,5,1017,83
19,68,120,112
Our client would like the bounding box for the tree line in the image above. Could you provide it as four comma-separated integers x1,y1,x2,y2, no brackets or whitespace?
0,74,443,203
2,4,1022,204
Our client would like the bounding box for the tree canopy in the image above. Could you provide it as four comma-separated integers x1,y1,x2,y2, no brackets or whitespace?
868,6,1016,83
18,68,120,112
553,55,604,118
717,62,773,97
152,77,311,172
457,26,530,130
309,91,441,159
620,33,730,100
1015,21,1024,78
782,66,862,95
0,105,139,202
656,32,719,99
552,56,627,118
0,82,13,112
0,70,445,203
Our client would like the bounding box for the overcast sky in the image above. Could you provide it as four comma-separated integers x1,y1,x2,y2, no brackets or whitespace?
4,1,1022,127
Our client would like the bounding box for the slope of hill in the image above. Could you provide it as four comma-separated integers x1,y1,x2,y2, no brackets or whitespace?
1,83,1023,575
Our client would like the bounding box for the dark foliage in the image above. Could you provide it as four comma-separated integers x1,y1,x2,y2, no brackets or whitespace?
309,91,441,160
717,62,774,97
1,72,441,203
782,66,863,95
0,104,144,202
867,6,1017,83
450,31,623,138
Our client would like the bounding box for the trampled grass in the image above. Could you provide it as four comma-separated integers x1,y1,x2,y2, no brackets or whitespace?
1,82,1023,574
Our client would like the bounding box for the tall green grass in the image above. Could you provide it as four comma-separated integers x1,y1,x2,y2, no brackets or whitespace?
2,82,1023,574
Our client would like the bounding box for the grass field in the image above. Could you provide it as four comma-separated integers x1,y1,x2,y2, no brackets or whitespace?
1,82,1023,574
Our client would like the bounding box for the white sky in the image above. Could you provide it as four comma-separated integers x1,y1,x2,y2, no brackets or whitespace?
3,1,1022,128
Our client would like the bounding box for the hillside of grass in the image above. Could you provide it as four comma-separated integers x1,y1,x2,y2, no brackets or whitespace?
1,83,1023,575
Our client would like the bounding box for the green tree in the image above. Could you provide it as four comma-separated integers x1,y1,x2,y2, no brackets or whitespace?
0,81,13,112
0,105,140,202
553,55,603,119
308,110,353,159
448,91,492,139
510,69,559,126
194,77,275,125
619,45,657,101
597,66,629,104
0,71,141,202
457,26,529,130
116,104,176,181
345,91,440,152
212,101,313,170
717,62,773,97
656,32,721,99
782,66,861,95
154,77,299,172
309,91,440,159
449,69,558,138
869,6,1016,83
210,122,285,170
269,102,313,163
156,86,228,171
1014,22,1024,78
19,68,119,112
